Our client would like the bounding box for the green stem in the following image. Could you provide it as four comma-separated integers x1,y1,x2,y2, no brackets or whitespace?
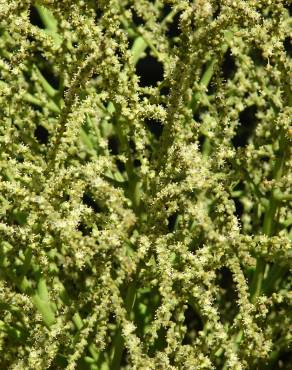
33,65,58,98
263,265,288,295
202,137,211,158
221,133,287,369
23,92,60,113
35,4,58,31
35,4,62,45
110,282,137,370
31,294,55,327
131,36,147,65
250,133,286,302
112,102,142,213
191,30,232,113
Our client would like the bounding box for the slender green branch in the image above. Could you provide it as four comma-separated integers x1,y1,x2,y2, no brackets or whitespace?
110,282,137,370
250,133,287,302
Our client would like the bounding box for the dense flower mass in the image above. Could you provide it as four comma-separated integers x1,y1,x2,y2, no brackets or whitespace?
0,0,291,369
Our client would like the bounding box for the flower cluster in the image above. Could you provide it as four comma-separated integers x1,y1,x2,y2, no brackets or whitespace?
0,1,291,369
